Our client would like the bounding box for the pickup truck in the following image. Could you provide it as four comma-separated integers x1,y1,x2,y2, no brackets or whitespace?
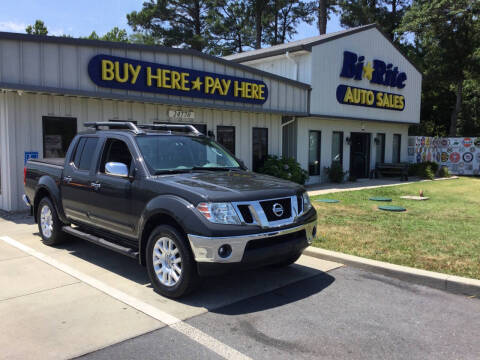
24,122,317,298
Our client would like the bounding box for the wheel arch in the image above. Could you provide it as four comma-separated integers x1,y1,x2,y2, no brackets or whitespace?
139,212,190,266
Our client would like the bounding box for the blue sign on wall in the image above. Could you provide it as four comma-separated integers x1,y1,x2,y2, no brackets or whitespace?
88,54,268,105
336,84,405,111
24,151,39,165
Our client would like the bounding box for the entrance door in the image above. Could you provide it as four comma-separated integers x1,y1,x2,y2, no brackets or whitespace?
349,133,371,178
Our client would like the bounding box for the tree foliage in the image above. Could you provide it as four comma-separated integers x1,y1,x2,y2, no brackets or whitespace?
127,0,214,52
25,20,48,35
399,0,480,135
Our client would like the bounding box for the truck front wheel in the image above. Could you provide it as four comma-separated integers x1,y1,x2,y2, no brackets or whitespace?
146,225,198,298
37,197,65,246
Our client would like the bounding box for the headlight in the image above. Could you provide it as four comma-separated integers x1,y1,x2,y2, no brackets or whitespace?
302,192,312,212
196,202,241,225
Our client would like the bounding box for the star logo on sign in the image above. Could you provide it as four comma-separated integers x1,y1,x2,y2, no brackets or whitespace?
363,62,374,80
191,77,203,91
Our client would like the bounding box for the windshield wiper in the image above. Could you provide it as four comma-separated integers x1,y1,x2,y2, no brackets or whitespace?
153,169,193,175
190,166,241,172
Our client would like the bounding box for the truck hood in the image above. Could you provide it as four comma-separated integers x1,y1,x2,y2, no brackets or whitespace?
153,170,304,202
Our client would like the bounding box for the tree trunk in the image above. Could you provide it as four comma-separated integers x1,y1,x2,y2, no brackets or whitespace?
255,1,263,49
318,0,327,35
449,80,463,136
193,0,202,51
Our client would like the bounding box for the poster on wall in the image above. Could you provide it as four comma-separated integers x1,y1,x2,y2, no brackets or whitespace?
408,136,480,175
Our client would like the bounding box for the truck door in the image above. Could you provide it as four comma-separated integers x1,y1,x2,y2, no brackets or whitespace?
88,136,137,238
61,136,100,225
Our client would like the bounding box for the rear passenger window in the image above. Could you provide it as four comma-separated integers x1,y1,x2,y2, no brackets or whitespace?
72,137,98,171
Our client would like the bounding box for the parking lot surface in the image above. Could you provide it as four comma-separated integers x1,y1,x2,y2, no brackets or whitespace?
1,213,479,360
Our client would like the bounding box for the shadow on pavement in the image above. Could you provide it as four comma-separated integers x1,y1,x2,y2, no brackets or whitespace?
1,212,336,313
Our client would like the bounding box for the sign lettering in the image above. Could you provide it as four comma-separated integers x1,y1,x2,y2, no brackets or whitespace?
88,55,268,104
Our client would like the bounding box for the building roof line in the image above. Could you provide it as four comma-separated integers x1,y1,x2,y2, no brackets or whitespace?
0,31,311,89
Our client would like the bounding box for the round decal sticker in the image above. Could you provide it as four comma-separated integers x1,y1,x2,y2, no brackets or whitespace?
463,152,473,163
459,147,466,153
474,138,480,147
421,137,425,146
470,146,476,152
441,139,449,147
441,152,449,162
447,147,453,153
426,138,431,146
427,151,432,161
450,152,461,163
436,152,441,162
416,154,421,163
463,138,473,147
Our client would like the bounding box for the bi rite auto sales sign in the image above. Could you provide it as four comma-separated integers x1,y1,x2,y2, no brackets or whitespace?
336,51,406,111
88,54,268,104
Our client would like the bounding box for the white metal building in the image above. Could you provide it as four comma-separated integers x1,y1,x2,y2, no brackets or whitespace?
0,31,309,211
225,24,422,184
0,24,422,211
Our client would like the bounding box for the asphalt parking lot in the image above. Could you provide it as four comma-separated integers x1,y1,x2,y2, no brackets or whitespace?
1,213,479,360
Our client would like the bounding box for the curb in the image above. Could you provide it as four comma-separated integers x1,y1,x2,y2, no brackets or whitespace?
304,247,480,297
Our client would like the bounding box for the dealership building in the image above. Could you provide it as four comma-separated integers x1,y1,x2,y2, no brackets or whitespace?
0,24,421,211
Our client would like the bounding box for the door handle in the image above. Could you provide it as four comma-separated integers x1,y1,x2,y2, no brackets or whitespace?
63,176,72,183
90,182,101,190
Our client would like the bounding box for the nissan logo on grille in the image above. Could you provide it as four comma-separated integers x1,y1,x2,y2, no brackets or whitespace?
272,203,284,217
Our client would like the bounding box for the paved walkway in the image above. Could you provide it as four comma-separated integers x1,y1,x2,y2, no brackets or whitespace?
306,177,457,196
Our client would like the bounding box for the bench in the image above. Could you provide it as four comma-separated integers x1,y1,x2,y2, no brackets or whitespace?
374,163,409,181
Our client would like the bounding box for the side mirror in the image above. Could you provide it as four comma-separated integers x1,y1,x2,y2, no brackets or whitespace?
105,162,129,178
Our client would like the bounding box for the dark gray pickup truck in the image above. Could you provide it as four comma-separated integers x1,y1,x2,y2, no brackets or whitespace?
24,122,317,298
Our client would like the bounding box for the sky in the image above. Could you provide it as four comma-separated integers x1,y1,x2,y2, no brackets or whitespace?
0,0,343,41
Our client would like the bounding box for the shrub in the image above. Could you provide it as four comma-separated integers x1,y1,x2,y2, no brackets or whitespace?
325,162,347,183
258,155,308,185
409,161,439,179
438,165,450,178
348,173,357,182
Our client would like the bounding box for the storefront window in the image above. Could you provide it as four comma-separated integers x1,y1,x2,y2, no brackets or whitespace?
216,126,235,155
376,133,385,163
42,117,77,158
309,131,321,176
252,127,268,172
392,134,401,163
331,131,343,164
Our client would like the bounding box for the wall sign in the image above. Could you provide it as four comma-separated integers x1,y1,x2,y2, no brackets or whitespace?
168,110,194,120
88,54,268,105
24,151,38,165
336,50,406,111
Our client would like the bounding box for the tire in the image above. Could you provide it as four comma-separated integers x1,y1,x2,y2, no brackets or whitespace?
146,225,198,298
37,197,65,246
271,251,302,267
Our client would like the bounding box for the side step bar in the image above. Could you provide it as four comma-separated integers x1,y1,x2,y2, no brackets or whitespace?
62,226,139,259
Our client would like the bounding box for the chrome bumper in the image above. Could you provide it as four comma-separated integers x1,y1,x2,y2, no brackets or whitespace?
187,220,317,263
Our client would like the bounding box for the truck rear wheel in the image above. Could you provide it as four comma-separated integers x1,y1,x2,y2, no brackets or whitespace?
146,225,198,298
37,197,65,246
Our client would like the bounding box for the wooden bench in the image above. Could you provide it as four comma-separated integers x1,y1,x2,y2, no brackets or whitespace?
374,163,409,181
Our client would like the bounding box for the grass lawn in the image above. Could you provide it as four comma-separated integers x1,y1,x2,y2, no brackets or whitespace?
311,177,480,279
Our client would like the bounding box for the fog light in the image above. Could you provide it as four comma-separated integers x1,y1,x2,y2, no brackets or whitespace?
218,244,232,258
312,226,317,238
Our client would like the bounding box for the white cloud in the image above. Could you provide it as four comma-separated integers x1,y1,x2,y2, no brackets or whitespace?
0,21,27,33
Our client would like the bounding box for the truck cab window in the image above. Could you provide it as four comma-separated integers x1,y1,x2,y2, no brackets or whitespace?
71,137,99,171
100,139,133,173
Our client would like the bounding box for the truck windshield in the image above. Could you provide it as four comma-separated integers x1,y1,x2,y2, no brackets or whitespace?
136,135,241,174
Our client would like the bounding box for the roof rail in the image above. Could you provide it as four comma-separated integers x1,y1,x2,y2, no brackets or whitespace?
137,123,202,135
83,122,145,135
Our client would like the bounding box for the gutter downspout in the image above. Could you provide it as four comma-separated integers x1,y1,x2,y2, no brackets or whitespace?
285,51,299,81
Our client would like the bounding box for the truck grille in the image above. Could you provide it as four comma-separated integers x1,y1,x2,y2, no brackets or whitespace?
237,205,254,224
260,198,291,221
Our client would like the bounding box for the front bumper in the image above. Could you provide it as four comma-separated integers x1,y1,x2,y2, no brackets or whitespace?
187,219,317,264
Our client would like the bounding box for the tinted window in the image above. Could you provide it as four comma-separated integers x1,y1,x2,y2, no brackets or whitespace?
309,131,321,176
100,139,133,173
217,126,235,154
72,138,86,168
78,138,99,171
376,133,385,163
332,131,343,164
252,128,268,172
43,116,77,158
392,134,401,163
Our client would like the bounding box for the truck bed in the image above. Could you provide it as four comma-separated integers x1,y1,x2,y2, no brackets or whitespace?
29,157,65,168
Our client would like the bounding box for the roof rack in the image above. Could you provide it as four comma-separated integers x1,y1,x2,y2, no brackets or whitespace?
84,122,145,135
137,123,202,135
